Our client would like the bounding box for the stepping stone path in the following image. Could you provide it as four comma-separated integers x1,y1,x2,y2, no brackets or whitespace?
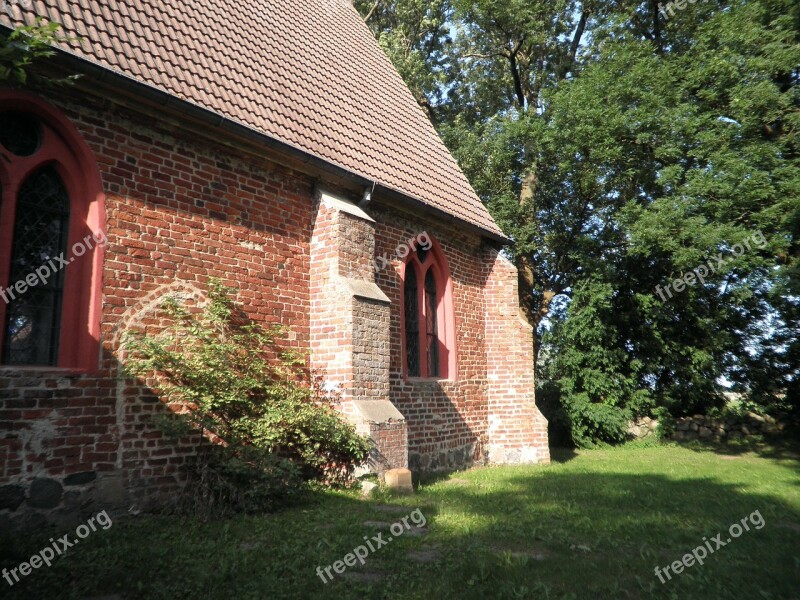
362,520,392,529
372,504,408,513
407,547,442,564
491,544,547,561
343,571,385,583
361,519,429,537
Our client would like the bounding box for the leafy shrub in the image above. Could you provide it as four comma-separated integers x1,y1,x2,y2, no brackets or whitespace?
122,280,371,514
561,392,631,447
536,379,632,448
653,406,675,440
187,446,304,516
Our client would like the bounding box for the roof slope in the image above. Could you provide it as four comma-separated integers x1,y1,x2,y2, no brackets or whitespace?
1,0,504,238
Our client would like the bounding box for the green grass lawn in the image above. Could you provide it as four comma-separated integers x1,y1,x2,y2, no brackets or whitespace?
3,442,799,599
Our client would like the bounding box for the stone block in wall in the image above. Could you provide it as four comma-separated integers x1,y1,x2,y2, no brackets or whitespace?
352,400,408,472
0,484,25,511
95,474,127,506
28,478,63,509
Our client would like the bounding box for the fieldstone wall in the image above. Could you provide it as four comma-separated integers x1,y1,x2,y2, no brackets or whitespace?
628,413,791,442
670,413,789,442
627,417,659,439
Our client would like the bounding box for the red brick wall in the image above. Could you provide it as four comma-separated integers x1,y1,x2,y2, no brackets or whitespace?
0,91,316,526
371,204,491,470
0,89,548,528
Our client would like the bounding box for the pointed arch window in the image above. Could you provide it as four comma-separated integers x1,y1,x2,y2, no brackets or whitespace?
0,93,106,371
4,166,71,365
400,236,456,379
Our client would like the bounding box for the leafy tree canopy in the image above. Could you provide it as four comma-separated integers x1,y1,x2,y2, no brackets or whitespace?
357,0,799,444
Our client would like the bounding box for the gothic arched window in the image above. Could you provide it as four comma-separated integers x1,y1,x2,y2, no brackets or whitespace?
401,236,456,379
0,94,106,370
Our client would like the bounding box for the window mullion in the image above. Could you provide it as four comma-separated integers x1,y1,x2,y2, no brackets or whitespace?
418,265,427,378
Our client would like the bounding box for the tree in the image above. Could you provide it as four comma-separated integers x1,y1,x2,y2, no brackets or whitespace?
358,0,799,444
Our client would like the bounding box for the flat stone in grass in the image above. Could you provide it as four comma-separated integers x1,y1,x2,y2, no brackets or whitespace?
362,520,392,529
407,548,441,564
238,540,263,550
403,525,429,537
372,504,408,513
342,571,385,583
491,544,547,561
777,521,800,533
362,519,428,537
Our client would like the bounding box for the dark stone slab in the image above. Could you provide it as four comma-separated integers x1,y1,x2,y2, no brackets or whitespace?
0,484,25,511
64,471,97,486
28,478,63,509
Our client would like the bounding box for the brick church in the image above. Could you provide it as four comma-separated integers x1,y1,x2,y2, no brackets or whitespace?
0,0,549,526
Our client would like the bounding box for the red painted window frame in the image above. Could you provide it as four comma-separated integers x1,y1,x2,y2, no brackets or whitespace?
0,92,106,372
399,236,456,380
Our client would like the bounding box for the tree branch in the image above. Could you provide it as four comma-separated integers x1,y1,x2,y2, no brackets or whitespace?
651,0,663,54
363,0,381,23
462,52,508,60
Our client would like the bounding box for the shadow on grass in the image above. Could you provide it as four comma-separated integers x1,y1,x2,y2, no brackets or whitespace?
678,433,800,474
2,464,798,600
549,446,578,463
424,469,800,599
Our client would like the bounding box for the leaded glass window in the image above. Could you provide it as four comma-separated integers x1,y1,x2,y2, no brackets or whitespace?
404,266,420,376
3,166,70,365
425,269,439,378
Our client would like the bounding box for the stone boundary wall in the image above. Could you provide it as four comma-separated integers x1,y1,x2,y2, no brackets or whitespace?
628,412,792,442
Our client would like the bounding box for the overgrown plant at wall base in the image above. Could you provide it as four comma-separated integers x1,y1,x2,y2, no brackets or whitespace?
122,280,371,515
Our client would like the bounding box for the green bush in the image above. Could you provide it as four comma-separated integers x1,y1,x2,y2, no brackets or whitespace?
562,393,631,447
122,280,371,514
653,406,675,441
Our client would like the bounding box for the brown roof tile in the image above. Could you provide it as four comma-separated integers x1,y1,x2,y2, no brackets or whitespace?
1,0,504,237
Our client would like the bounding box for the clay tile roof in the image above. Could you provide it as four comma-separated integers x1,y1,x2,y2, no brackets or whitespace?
1,0,505,238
